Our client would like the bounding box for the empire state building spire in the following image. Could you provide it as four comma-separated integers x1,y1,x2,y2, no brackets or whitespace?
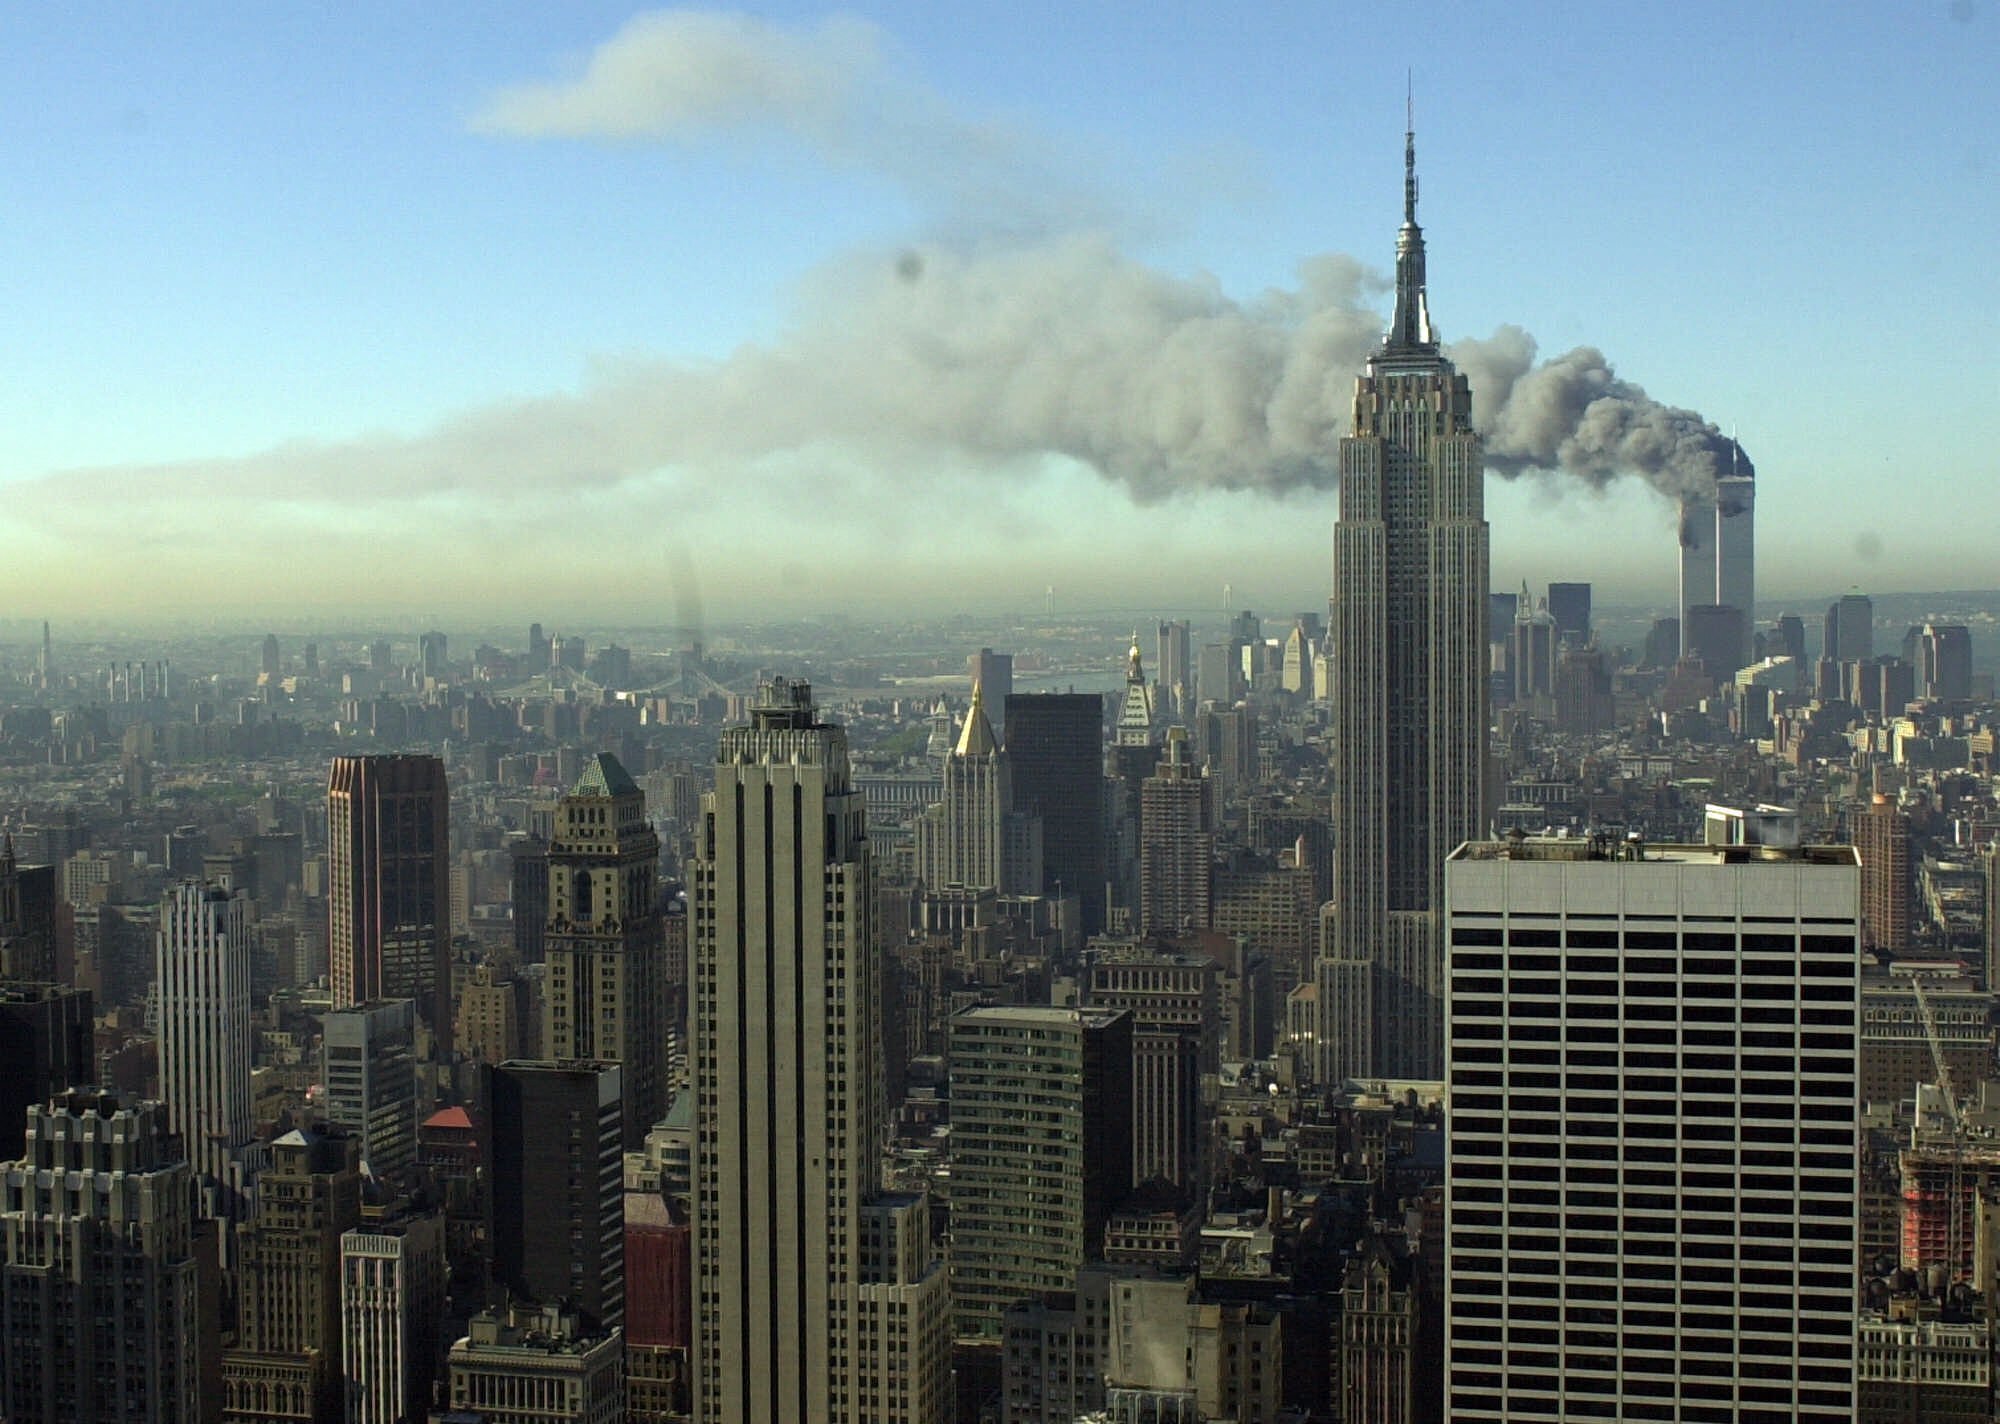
1388,100,1435,352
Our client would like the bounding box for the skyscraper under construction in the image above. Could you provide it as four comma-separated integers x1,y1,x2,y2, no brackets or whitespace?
1321,117,1489,1082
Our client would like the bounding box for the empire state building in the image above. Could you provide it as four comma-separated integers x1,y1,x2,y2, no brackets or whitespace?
1320,121,1488,1082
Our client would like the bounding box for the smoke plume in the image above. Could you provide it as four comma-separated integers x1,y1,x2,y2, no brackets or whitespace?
1452,324,1752,497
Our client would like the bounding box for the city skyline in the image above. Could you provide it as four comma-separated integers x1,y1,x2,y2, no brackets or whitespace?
0,4,1992,618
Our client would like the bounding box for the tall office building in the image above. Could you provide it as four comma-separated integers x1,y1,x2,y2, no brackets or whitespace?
967,648,1013,735
947,1005,1133,1341
0,1094,202,1423
691,679,949,1423
1855,793,1912,953
1443,829,1860,1422
1138,726,1212,937
1914,622,1973,701
0,838,58,984
1824,592,1874,664
327,754,451,1051
0,982,92,1160
1107,638,1163,927
915,686,1010,893
1322,120,1488,1081
222,1127,363,1424
1081,950,1217,1192
340,1209,445,1424
487,1059,626,1330
1007,692,1109,935
1715,465,1755,666
1679,461,1755,669
1544,581,1591,646
1155,619,1192,718
156,881,254,1199
543,754,666,1148
320,999,418,1180
1678,493,1718,651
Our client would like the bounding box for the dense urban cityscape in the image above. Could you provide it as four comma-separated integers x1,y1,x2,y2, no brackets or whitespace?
2,7,1996,1424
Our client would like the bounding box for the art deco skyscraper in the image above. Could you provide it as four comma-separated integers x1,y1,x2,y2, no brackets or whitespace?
691,679,949,1424
1,1095,202,1424
543,753,665,1147
914,686,1010,893
327,754,450,1051
1322,119,1488,1082
156,880,255,1203
222,1127,363,1424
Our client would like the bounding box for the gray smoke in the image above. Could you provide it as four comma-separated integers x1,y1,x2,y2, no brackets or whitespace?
1450,324,1752,497
16,241,1750,532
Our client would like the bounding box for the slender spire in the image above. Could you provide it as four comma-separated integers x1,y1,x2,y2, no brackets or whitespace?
1405,73,1418,226
1387,87,1435,352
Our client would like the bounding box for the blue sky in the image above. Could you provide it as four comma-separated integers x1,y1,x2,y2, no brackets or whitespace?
0,3,1993,620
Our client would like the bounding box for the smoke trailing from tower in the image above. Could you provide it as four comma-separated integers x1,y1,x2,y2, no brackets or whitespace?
15,238,1751,529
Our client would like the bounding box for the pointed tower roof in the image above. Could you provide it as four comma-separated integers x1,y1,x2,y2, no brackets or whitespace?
1115,634,1157,747
1386,92,1436,353
954,683,1000,757
570,751,640,799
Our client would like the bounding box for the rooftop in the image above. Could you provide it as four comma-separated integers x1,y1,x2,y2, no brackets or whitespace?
1450,836,1858,867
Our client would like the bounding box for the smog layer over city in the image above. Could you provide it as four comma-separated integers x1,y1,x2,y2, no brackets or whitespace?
0,6,1996,1424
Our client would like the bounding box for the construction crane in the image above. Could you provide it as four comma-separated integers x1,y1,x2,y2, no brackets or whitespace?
1912,976,1968,1281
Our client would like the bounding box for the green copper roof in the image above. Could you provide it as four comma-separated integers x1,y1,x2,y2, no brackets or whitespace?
571,751,640,799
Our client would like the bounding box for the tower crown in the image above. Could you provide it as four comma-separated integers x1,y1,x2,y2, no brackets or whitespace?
1387,100,1436,352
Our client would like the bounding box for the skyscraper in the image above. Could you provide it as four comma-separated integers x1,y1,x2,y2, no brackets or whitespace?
691,679,949,1423
1006,692,1108,935
0,837,58,984
947,1005,1133,1341
486,1059,626,1329
1824,591,1874,664
1443,829,1859,1422
966,648,1013,735
320,999,418,1180
1544,581,1591,645
914,685,1034,896
222,1127,363,1424
1,1094,202,1424
156,880,255,1204
327,754,451,1050
543,753,666,1147
1676,489,1715,634
1139,726,1211,937
339,1209,445,1424
0,982,92,1160
1715,463,1755,666
1855,793,1912,953
1323,119,1488,1081
1155,619,1191,718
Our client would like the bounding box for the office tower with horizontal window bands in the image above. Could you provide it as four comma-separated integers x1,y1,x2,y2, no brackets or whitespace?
1444,833,1860,1424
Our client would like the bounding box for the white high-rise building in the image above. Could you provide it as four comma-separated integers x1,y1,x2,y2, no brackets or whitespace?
156,879,254,1200
1443,827,1859,1422
1322,119,1488,1082
692,679,950,1424
341,1211,445,1424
